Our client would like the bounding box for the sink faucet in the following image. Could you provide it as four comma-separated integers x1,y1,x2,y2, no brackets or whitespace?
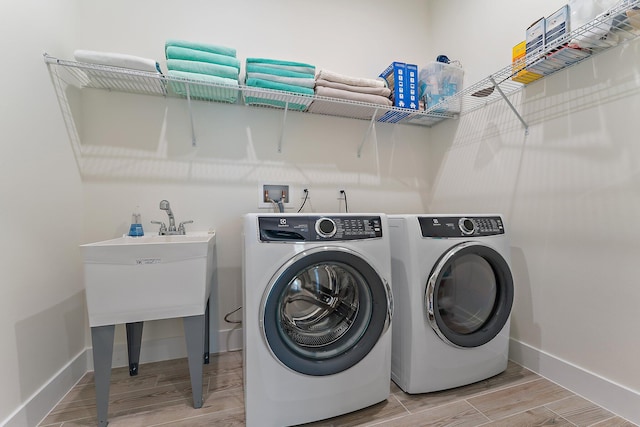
152,200,193,235
159,200,176,232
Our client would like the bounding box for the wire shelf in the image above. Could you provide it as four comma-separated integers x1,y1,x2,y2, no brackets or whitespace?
455,0,640,117
44,55,450,127
43,0,640,134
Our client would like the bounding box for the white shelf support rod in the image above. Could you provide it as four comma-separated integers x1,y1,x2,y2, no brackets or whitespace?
358,109,378,158
185,83,197,147
489,76,529,135
278,101,289,154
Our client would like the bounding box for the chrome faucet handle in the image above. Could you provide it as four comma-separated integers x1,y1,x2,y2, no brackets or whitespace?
178,220,193,234
151,220,167,235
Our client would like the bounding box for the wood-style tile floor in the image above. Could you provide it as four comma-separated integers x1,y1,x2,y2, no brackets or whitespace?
39,350,636,426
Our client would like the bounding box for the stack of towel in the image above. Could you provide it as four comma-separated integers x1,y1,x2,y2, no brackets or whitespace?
312,69,392,107
165,39,240,103
73,49,166,95
244,58,316,111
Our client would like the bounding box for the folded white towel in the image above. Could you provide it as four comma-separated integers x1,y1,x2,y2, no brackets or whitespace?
74,49,161,73
316,69,386,88
315,79,391,97
315,85,392,106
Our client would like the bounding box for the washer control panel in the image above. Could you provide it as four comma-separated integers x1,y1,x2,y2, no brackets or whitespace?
418,215,504,238
259,215,383,242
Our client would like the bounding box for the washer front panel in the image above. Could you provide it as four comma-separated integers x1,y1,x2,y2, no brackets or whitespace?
261,247,391,376
425,241,513,348
258,215,383,242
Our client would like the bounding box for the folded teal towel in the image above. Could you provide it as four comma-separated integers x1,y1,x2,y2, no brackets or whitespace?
167,59,239,80
246,57,315,75
247,72,315,89
165,39,236,58
245,63,314,79
167,70,238,103
166,46,240,69
245,78,315,96
244,96,310,111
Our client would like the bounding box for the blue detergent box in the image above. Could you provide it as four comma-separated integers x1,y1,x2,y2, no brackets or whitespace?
405,63,419,110
379,61,418,110
379,61,406,107
378,61,418,122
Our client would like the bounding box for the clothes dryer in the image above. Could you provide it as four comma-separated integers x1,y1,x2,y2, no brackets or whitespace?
388,214,514,393
242,213,393,426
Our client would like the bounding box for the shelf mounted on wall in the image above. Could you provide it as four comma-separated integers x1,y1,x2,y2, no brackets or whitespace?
454,0,640,135
43,53,454,157
43,0,640,155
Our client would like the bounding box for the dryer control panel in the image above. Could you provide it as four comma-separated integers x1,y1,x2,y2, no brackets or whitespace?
259,215,383,242
418,215,504,238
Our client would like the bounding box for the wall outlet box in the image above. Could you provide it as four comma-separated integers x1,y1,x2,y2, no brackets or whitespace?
258,183,292,210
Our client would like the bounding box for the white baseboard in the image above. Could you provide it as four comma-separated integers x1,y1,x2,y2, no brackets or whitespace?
509,338,640,425
4,327,243,427
2,350,89,427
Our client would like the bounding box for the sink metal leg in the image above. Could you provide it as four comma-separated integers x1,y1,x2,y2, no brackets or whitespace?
183,314,205,408
126,322,144,376
204,299,210,365
91,324,115,427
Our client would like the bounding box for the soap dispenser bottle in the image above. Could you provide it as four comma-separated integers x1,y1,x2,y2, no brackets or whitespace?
128,206,144,237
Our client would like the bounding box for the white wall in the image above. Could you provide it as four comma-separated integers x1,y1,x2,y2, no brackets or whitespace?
0,0,86,425
5,0,639,425
72,0,433,361
426,0,640,422
2,1,435,423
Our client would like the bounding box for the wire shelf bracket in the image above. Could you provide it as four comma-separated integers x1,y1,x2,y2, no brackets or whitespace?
278,101,289,154
489,75,529,135
185,83,197,147
357,108,378,158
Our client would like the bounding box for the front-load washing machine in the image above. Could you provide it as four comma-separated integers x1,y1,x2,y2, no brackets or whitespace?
242,213,393,427
388,214,514,394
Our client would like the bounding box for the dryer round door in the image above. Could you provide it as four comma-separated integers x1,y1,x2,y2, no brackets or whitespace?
261,246,392,376
425,241,514,348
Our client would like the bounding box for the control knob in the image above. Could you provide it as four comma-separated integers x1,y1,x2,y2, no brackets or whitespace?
458,217,475,235
315,217,337,238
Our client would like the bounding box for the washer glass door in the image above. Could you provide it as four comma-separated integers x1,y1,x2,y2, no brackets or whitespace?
262,247,391,376
425,242,514,348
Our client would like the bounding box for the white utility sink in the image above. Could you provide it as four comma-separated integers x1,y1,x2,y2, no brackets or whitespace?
81,232,216,327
